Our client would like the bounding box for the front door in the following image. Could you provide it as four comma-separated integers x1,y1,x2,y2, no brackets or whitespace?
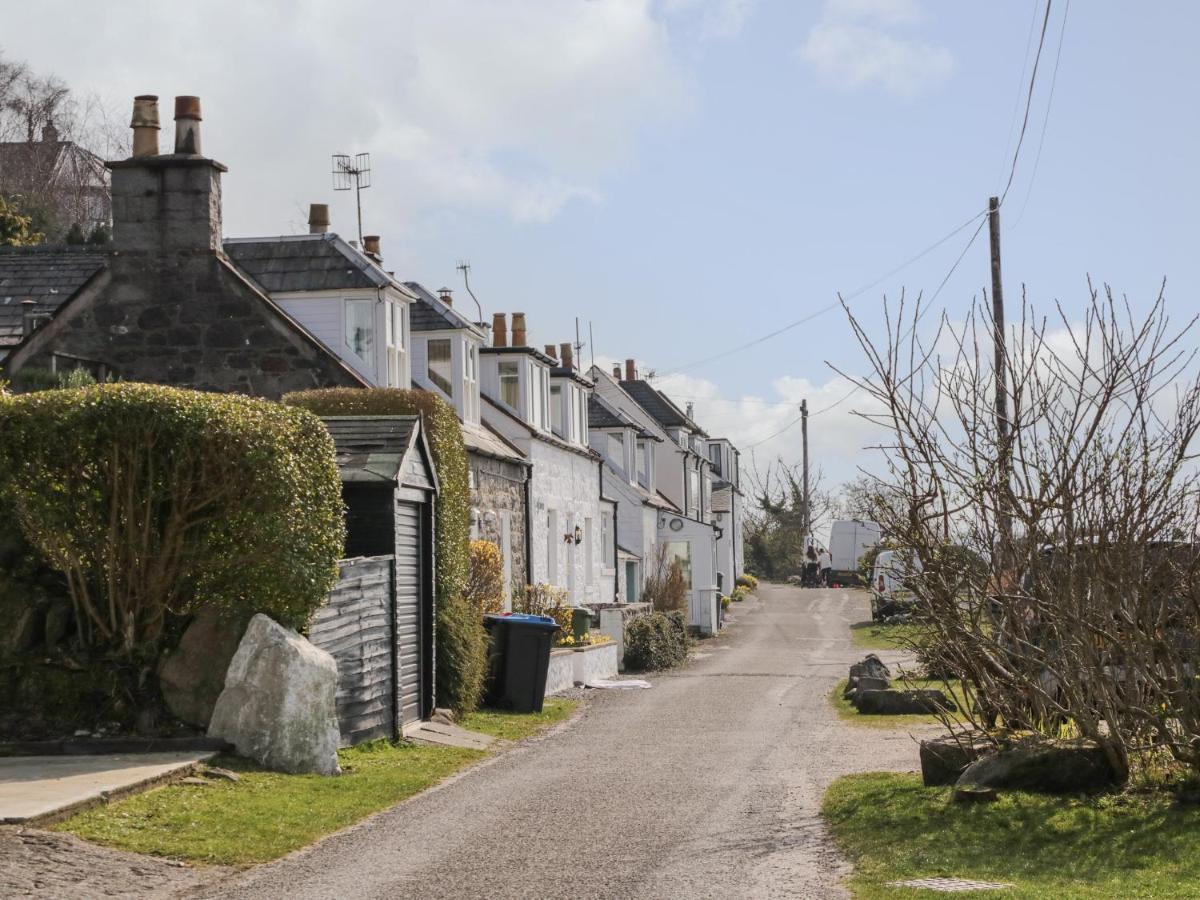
626,561,638,604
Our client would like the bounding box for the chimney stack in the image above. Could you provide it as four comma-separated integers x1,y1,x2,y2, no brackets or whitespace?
438,287,453,306
130,95,160,157
363,235,381,260
559,342,574,370
612,365,622,379
625,358,637,381
492,313,508,348
686,401,695,420
308,203,330,234
511,312,527,347
173,95,202,154
544,344,557,360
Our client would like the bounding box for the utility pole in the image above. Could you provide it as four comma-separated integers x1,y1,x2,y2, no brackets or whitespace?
800,399,810,546
988,196,1011,556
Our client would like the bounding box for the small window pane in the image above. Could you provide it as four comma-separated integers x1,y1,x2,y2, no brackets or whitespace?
665,541,693,589
346,300,374,364
428,338,453,397
499,361,519,409
550,384,563,436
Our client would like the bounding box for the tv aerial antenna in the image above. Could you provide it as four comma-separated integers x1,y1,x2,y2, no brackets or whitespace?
456,260,484,324
331,152,371,244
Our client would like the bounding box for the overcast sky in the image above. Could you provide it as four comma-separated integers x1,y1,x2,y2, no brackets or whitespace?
8,0,1199,507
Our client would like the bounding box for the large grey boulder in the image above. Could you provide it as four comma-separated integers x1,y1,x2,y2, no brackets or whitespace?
208,614,341,775
855,688,956,715
955,738,1123,794
921,732,991,786
849,654,891,682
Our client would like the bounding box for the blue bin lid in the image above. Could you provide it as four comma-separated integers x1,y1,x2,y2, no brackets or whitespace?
484,613,558,628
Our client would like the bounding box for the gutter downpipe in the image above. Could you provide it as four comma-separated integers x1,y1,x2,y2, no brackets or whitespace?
523,466,534,594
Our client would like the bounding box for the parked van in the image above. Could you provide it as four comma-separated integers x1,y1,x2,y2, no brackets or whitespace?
869,549,919,620
828,520,882,586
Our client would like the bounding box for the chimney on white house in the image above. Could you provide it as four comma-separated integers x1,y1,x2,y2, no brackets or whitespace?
511,312,527,347
173,95,202,154
624,359,637,381
308,203,330,234
559,342,573,370
130,95,160,157
492,312,508,347
363,235,382,261
438,287,453,306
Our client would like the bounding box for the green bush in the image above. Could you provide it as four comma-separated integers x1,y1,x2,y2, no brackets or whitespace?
624,611,690,671
720,594,732,611
735,573,758,590
283,388,486,714
730,585,748,602
0,384,343,656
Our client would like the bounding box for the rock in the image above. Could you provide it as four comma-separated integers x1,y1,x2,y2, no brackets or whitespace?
855,688,956,715
208,614,341,775
953,785,998,803
921,732,991,786
849,654,891,682
955,738,1123,795
430,708,455,726
202,766,240,782
43,599,74,648
158,606,250,729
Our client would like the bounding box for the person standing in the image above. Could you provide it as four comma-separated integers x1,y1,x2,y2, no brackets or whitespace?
818,547,832,586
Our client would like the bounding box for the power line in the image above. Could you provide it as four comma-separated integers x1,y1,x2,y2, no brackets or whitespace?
653,208,989,378
997,0,1043,193
1012,0,1071,229
999,0,1055,206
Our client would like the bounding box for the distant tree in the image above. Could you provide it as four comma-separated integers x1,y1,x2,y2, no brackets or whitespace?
0,195,43,246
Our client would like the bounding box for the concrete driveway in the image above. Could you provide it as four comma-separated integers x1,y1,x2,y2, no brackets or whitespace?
202,584,924,900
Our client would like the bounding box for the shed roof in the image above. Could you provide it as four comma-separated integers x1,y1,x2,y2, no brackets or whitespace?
0,245,106,348
224,234,399,294
321,415,435,489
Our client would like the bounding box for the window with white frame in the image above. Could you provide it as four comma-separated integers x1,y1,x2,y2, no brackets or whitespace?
463,343,478,419
345,299,375,366
708,443,723,477
427,338,453,397
550,383,564,437
576,387,588,445
540,368,551,430
499,361,519,410
606,431,624,468
637,440,649,486
386,300,406,387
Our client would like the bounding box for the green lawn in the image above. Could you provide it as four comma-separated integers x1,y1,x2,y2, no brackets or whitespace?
849,620,922,651
831,677,968,729
823,772,1200,898
56,698,578,866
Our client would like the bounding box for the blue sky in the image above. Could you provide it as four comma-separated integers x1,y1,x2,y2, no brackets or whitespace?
8,0,1199,494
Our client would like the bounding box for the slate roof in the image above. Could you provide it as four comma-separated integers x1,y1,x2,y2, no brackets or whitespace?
0,245,106,347
711,482,733,513
321,416,423,485
462,420,527,465
224,234,393,293
588,394,659,439
622,379,707,436
404,281,485,336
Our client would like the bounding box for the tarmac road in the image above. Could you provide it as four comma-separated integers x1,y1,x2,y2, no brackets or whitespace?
198,584,922,900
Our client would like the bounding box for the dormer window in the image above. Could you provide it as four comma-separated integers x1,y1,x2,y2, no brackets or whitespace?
428,338,453,397
607,431,624,467
346,299,375,366
550,383,564,436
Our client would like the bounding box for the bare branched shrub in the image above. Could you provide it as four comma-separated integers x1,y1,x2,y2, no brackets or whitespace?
641,544,688,613
839,284,1200,778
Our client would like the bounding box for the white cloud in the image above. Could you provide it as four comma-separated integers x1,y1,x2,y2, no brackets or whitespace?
6,0,749,232
799,0,954,97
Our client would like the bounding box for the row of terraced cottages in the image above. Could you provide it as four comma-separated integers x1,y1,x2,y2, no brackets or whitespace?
0,95,745,738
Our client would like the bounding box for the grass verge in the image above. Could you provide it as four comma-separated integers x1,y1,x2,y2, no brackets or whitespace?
823,772,1200,898
56,698,578,866
831,677,968,729
849,620,921,651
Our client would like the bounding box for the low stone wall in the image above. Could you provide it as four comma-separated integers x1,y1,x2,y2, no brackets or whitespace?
546,642,620,696
545,648,575,696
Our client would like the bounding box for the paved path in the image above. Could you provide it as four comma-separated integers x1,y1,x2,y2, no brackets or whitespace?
202,585,926,900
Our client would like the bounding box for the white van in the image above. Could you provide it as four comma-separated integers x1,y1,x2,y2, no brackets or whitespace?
828,520,882,585
869,549,919,619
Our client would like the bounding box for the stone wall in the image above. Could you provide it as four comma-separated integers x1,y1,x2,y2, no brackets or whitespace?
469,451,528,596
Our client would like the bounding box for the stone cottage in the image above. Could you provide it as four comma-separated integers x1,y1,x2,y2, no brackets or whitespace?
2,95,365,396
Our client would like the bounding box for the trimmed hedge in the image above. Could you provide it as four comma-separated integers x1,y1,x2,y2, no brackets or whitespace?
283,388,486,714
0,384,343,655
624,611,690,672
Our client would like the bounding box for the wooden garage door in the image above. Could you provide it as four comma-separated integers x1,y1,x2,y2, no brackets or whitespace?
395,500,424,727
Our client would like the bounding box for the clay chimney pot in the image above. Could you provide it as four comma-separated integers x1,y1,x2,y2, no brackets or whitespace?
492,312,508,348
130,95,160,157
173,95,202,155
511,312,527,347
544,344,558,360
308,203,330,234
560,342,574,370
625,358,637,381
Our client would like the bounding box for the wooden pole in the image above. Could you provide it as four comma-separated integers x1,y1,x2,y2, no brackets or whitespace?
801,399,810,545
988,196,1012,556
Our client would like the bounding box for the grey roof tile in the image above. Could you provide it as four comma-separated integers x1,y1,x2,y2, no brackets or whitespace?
0,245,107,347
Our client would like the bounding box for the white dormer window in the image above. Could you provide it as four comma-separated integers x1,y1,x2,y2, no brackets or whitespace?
428,338,453,397
607,431,624,468
540,368,551,430
577,388,588,445
346,299,375,366
385,300,407,388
